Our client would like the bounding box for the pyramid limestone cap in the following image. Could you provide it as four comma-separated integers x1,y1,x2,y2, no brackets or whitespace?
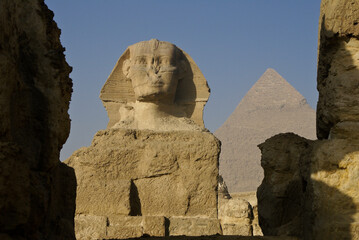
238,68,308,111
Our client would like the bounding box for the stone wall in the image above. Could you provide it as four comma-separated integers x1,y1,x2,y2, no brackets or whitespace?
257,0,359,239
66,129,221,239
317,0,359,139
0,0,76,239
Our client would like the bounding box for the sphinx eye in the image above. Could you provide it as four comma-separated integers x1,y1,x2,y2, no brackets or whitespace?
136,58,146,65
159,58,170,65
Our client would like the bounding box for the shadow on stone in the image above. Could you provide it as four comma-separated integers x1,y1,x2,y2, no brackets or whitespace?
130,180,142,216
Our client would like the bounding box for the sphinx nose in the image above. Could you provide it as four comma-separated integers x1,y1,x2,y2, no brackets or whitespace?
149,62,160,74
148,67,160,80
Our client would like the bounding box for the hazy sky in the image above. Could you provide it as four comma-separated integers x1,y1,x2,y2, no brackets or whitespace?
44,0,322,161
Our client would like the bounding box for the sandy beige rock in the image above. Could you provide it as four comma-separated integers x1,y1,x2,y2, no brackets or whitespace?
169,217,222,236
66,128,219,219
228,192,263,236
107,216,143,239
257,135,359,239
107,225,143,239
66,128,220,238
75,215,166,239
75,215,107,240
219,198,253,236
0,1,75,239
218,175,231,200
108,215,143,226
100,39,210,131
143,216,166,237
309,139,359,240
107,215,166,238
76,178,131,216
317,0,359,139
252,205,263,236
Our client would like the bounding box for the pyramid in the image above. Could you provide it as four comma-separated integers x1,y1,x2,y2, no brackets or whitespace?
214,68,316,193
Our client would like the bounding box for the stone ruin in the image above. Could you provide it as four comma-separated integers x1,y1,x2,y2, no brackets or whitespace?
0,0,76,239
3,1,359,239
66,39,224,239
257,0,359,239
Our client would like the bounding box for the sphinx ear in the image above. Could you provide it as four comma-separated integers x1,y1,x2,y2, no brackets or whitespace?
122,59,131,78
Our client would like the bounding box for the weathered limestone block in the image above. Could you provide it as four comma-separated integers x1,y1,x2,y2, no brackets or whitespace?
224,192,263,236
258,135,359,239
66,128,219,239
66,128,219,220
108,215,166,238
107,225,143,239
309,139,359,240
257,133,313,237
75,215,166,239
0,0,75,239
75,215,107,240
168,217,222,236
218,198,253,236
107,216,143,239
142,216,166,237
252,205,263,236
76,178,131,216
317,0,359,139
256,2,359,239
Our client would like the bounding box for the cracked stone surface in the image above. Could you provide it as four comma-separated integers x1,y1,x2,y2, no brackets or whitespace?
317,0,359,139
65,128,220,239
0,0,75,239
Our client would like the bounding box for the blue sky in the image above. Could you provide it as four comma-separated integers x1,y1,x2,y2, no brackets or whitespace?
44,0,321,161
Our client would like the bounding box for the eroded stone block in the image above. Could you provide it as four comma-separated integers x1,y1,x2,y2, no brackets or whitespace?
143,216,166,237
75,215,107,240
107,215,142,227
219,197,253,236
106,225,143,239
76,179,131,216
309,139,359,240
169,217,222,236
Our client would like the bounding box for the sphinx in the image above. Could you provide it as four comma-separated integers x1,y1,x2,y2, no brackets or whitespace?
100,39,210,131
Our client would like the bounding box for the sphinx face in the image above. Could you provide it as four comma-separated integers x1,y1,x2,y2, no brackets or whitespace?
125,41,179,103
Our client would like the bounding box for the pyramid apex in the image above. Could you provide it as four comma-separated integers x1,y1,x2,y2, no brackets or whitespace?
265,68,276,73
259,68,284,81
238,69,310,111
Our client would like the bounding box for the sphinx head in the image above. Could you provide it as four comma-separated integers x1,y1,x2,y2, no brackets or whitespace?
100,39,210,129
122,39,184,103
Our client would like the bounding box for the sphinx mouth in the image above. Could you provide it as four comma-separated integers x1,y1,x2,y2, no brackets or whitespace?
150,79,164,87
151,83,164,87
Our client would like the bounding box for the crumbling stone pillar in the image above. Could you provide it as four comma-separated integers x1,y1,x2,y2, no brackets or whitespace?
258,1,359,239
0,1,76,239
